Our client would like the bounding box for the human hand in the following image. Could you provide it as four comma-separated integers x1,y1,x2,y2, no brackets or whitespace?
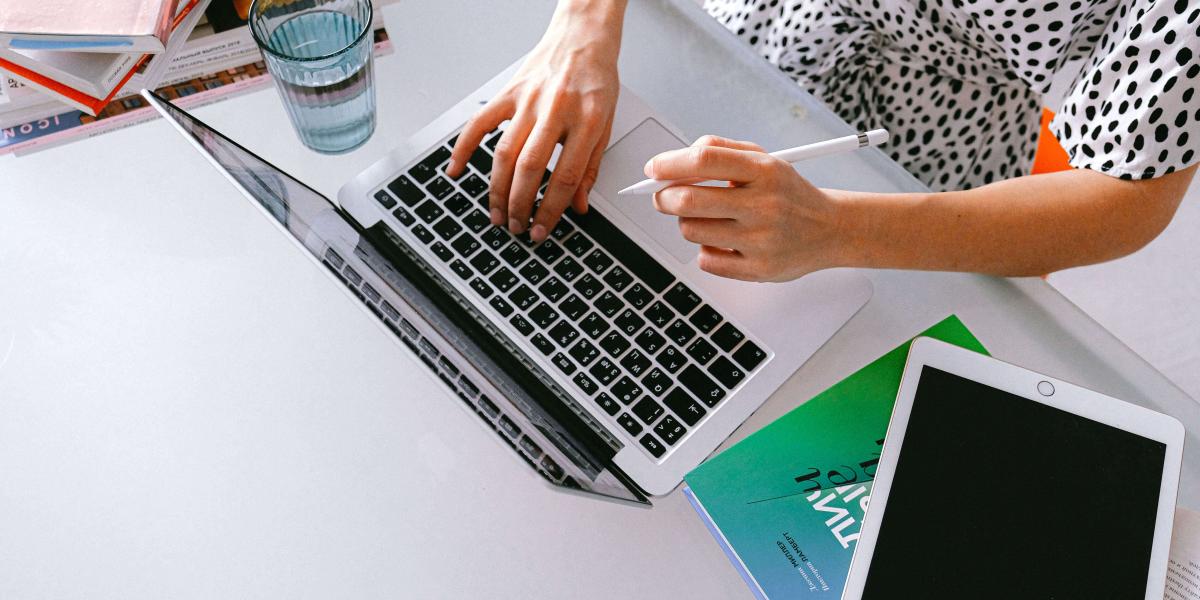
447,0,625,243
647,136,848,282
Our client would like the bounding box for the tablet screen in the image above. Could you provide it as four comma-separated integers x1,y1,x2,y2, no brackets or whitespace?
862,366,1167,598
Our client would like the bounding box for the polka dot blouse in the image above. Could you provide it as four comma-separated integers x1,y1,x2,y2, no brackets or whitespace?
704,0,1200,191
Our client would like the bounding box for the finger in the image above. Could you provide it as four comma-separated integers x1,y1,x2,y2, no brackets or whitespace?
677,217,742,249
696,246,759,281
489,109,537,226
644,145,766,183
532,124,600,242
506,121,562,234
573,115,613,214
653,184,745,219
449,96,513,178
692,134,767,153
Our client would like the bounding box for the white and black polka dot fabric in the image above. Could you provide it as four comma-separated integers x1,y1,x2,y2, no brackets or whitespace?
704,0,1199,191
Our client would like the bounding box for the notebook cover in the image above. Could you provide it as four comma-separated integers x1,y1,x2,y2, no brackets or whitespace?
0,0,177,49
683,315,988,598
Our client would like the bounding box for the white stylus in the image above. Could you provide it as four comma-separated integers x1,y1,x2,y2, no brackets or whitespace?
616,129,890,195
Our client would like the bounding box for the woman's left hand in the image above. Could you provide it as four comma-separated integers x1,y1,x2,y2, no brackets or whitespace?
647,136,849,282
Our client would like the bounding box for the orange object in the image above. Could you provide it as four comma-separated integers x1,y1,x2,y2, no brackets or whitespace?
1032,108,1072,175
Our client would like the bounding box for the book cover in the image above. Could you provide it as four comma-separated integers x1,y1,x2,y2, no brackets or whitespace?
0,0,178,53
683,315,988,599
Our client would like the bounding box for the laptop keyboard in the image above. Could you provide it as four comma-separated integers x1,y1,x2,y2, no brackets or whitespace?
373,130,770,461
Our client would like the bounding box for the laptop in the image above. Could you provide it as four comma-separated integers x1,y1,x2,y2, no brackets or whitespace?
142,58,871,503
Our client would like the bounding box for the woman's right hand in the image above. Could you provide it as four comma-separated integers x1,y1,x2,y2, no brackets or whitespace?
446,0,627,243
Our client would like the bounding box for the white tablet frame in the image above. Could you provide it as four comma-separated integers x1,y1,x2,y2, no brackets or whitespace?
841,337,1185,600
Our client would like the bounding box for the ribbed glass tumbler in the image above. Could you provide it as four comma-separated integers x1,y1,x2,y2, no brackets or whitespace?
249,0,376,154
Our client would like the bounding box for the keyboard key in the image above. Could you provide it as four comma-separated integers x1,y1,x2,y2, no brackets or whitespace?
582,248,615,274
599,331,632,358
430,241,453,262
685,338,718,365
708,356,745,389
579,312,611,339
461,173,488,198
619,348,651,376
482,227,508,251
438,356,460,377
642,368,672,397
380,301,401,322
689,304,723,333
468,249,500,275
426,176,454,200
732,340,767,371
518,261,550,285
509,283,537,310
449,259,471,280
408,162,437,185
418,336,439,358
655,346,687,373
632,397,665,424
433,216,463,241
519,436,542,459
529,302,560,329
539,277,568,302
444,192,472,217
553,256,584,281
665,319,696,346
415,199,445,224
573,372,599,396
664,387,707,426
617,412,643,435
388,175,426,205
510,313,534,335
664,282,702,315
498,415,522,439
593,391,619,415
551,352,576,375
485,130,503,150
594,291,625,318
468,146,493,174
549,321,579,347
602,265,634,291
589,357,620,385
469,277,493,298
623,283,653,309
541,455,563,479
344,267,362,286
487,296,514,317
533,240,565,263
654,415,687,445
639,434,666,458
614,309,646,336
499,242,531,268
635,328,666,354
462,209,491,234
450,233,481,258
644,301,674,329
477,395,500,418
572,273,604,299
711,322,746,352
488,267,518,293
612,376,644,405
569,338,600,366
563,232,595,256
569,209,675,292
531,334,554,355
416,146,451,175
374,189,397,209
393,207,415,226
549,219,574,240
559,294,589,320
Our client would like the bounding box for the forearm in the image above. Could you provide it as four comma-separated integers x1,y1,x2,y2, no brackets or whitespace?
829,167,1191,277
552,0,629,46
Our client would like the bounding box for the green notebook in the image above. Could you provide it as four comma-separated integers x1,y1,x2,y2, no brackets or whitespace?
683,315,987,599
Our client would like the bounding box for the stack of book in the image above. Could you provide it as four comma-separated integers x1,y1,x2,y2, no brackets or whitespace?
0,0,394,157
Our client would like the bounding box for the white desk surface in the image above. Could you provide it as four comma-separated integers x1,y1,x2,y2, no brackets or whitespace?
2,1,1197,598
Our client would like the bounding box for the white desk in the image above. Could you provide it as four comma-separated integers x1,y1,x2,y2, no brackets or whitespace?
2,1,1197,597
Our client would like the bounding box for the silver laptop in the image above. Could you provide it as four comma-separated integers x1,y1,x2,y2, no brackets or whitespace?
143,59,871,502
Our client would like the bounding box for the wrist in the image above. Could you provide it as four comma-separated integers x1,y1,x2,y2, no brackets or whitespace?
551,0,628,45
821,188,882,269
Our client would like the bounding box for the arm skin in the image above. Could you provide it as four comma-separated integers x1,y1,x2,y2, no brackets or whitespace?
648,136,1195,281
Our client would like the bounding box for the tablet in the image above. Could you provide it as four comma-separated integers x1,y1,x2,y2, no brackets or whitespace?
842,337,1184,600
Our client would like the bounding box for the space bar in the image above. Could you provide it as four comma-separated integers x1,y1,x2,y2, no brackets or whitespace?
566,209,675,293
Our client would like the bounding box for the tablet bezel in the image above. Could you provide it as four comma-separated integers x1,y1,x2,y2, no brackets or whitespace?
841,337,1185,600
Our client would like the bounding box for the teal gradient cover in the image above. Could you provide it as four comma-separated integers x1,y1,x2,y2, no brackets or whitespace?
683,316,987,599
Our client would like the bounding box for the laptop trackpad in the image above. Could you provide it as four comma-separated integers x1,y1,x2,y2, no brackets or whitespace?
594,118,697,264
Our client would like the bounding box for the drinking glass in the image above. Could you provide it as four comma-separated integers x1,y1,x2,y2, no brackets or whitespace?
249,0,376,154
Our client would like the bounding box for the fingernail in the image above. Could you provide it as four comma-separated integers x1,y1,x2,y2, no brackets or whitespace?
490,208,503,225
508,218,523,234
531,224,547,242
446,159,459,176
643,160,654,177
